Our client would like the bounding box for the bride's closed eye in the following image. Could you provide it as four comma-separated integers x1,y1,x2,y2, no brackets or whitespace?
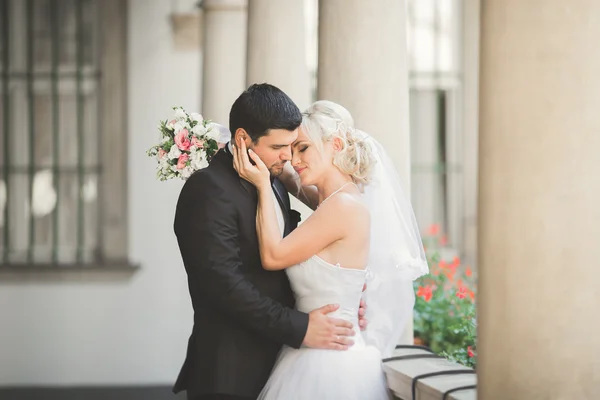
298,145,309,153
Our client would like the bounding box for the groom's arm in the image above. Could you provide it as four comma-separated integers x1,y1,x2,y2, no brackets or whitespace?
175,172,308,348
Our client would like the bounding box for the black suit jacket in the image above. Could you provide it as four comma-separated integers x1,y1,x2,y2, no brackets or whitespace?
173,148,308,398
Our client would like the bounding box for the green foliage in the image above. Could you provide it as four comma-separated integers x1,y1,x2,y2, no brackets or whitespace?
413,226,477,368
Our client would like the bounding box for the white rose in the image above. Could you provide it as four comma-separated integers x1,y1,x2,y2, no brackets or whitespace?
189,149,200,167
173,121,187,134
199,158,209,170
159,159,171,178
190,150,209,170
190,113,203,122
180,166,194,179
160,136,170,144
192,123,207,136
205,123,221,141
173,108,187,121
159,157,170,169
217,124,232,143
168,144,181,159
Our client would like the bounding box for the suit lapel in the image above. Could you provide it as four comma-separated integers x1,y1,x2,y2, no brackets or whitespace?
239,178,258,201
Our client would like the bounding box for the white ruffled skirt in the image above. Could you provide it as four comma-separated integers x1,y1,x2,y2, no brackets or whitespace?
258,344,392,400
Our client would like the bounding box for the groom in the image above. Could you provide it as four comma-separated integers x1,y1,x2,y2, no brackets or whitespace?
173,83,362,400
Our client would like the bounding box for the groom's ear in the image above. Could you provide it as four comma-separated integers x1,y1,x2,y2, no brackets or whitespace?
234,128,251,148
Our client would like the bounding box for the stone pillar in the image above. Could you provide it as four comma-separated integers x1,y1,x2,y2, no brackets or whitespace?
200,0,247,126
461,0,480,267
246,0,310,110
318,0,410,184
478,1,600,398
246,0,313,219
318,0,413,343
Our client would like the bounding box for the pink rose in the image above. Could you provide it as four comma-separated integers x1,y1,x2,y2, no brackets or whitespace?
158,148,167,159
191,137,205,149
177,153,189,170
175,129,191,151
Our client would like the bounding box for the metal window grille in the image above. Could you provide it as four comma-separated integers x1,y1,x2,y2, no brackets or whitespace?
0,0,104,266
407,0,463,246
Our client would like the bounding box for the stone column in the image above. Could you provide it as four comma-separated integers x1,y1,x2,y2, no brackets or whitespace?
246,0,313,218
200,0,247,126
246,0,310,110
461,0,480,267
478,1,600,398
318,0,413,343
318,0,410,184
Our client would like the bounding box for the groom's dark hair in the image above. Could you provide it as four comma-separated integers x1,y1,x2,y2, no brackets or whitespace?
229,83,302,143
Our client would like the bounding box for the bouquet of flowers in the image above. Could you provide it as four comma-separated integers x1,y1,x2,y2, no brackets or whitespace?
147,107,223,181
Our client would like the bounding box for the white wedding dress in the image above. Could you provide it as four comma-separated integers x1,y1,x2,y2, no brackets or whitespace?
258,255,392,400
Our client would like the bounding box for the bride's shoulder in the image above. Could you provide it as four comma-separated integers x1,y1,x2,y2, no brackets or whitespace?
319,192,370,221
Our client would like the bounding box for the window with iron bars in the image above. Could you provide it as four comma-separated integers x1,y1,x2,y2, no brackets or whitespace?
0,0,128,268
407,0,464,250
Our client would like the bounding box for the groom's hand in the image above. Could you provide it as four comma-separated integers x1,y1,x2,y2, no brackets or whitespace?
303,304,355,350
358,299,368,331
359,283,368,331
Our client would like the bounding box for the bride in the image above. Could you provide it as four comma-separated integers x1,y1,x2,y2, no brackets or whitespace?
233,100,428,399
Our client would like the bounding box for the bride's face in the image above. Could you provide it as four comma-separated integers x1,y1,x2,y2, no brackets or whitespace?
291,127,334,186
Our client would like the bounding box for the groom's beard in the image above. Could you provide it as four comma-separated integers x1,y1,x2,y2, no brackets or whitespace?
269,162,286,177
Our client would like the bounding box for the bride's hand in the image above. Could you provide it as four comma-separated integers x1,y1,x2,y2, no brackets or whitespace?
232,140,271,190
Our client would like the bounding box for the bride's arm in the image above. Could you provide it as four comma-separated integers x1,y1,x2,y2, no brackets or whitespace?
233,142,349,271
280,164,319,210
256,188,351,270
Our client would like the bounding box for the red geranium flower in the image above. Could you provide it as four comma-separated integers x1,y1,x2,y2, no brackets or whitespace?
449,256,461,271
467,346,475,358
427,224,440,236
469,290,475,301
439,234,448,246
417,285,433,302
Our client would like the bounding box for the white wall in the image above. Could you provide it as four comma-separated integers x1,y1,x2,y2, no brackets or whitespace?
0,0,199,385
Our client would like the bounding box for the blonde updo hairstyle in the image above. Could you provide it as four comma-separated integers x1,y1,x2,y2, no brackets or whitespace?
301,100,375,186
